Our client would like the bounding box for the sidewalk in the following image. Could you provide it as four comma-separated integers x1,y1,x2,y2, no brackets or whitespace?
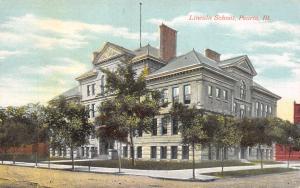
1,160,300,182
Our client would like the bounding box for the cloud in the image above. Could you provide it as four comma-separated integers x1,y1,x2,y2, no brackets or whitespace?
20,57,89,76
249,52,300,101
0,50,23,60
0,14,158,50
148,11,300,37
247,41,300,51
0,75,77,107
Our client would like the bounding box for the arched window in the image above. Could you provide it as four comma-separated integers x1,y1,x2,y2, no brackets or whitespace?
240,81,246,99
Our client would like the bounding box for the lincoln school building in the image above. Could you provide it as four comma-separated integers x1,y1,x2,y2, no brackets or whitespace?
50,24,281,162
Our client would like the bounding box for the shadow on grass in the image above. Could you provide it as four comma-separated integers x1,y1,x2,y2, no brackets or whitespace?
54,159,254,170
203,168,298,178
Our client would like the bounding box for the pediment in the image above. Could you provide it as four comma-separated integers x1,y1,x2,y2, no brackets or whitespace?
97,45,123,63
236,57,257,76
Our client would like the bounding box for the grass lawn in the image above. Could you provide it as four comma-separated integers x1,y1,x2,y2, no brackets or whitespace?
249,160,284,164
55,159,254,170
203,168,298,178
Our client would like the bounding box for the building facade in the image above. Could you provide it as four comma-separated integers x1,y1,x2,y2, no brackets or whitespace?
51,24,281,161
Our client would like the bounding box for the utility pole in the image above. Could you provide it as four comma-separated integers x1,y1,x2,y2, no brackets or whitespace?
139,2,142,48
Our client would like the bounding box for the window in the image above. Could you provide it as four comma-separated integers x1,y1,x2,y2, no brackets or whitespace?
151,118,157,136
91,84,95,95
216,88,221,98
161,89,168,104
233,102,237,114
223,90,228,100
100,75,105,95
130,146,134,158
87,85,91,96
208,85,212,97
172,87,179,104
86,105,90,118
161,117,168,135
240,104,245,118
91,103,95,117
137,127,143,137
151,146,157,159
182,146,189,160
172,117,178,135
160,146,167,159
123,146,128,158
137,146,142,158
269,106,272,115
183,85,191,104
240,81,246,99
255,102,259,117
171,146,178,159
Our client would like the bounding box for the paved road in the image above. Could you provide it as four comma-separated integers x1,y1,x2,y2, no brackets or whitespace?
1,160,300,182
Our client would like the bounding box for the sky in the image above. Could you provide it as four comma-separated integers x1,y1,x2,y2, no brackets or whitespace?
0,0,299,121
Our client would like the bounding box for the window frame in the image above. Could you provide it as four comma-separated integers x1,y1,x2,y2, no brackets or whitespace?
151,146,157,159
171,146,178,159
161,117,168,135
182,145,189,160
160,146,167,159
208,85,213,97
216,87,221,98
137,146,142,159
172,87,179,104
183,85,191,104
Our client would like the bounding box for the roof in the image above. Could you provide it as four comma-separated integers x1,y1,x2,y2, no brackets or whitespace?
105,42,135,55
149,49,223,76
252,81,281,99
76,70,98,81
219,55,246,66
219,55,257,76
52,86,81,101
133,44,160,59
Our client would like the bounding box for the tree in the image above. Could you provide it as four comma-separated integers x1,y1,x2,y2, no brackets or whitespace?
2,106,30,164
270,118,300,168
46,96,93,171
171,103,208,179
24,103,48,167
239,117,273,169
0,108,7,164
98,64,161,166
211,114,241,175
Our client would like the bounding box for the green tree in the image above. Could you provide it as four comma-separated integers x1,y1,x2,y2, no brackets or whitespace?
0,109,7,164
46,96,93,171
270,118,300,168
212,114,241,175
239,117,273,169
2,106,30,164
171,103,207,179
98,64,161,166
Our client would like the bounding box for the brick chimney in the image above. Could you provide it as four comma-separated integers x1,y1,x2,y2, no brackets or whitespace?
205,49,220,62
160,24,177,62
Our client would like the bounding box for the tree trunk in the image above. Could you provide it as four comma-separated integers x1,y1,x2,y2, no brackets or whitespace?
48,145,51,169
129,133,135,166
221,147,225,176
259,145,263,169
13,147,16,164
192,142,195,180
118,141,122,173
71,146,74,171
288,145,292,168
